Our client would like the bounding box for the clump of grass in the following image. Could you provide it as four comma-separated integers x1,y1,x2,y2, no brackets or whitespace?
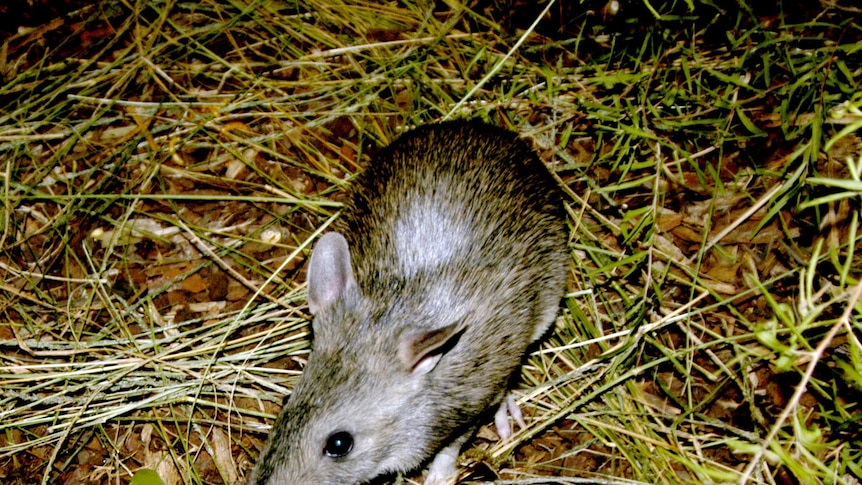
1,1,860,484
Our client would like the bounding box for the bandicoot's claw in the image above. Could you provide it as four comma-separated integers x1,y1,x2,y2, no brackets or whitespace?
495,394,527,441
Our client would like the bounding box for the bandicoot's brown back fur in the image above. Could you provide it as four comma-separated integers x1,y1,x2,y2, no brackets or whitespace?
249,120,568,485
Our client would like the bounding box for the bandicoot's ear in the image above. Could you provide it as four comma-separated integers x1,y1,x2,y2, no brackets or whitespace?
398,323,464,375
307,232,357,314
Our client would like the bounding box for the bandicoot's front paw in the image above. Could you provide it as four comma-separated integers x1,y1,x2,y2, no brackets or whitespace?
424,441,460,485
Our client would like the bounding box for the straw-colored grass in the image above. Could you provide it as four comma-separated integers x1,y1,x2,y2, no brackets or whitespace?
1,1,860,484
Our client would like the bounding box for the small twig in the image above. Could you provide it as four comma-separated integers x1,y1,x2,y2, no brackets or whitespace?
444,0,556,119
174,218,281,305
737,281,862,484
702,182,784,255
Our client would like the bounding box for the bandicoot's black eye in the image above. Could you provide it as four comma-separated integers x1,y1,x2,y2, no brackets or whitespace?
324,431,353,458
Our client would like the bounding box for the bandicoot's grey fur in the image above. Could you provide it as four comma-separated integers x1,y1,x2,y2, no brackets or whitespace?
248,120,568,485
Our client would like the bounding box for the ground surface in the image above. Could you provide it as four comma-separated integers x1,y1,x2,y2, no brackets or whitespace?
1,1,861,484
